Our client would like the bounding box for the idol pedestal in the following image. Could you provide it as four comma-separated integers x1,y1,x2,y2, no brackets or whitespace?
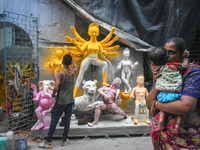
31,113,151,138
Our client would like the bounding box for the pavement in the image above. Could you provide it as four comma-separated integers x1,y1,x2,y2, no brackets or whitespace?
27,135,153,150
27,113,153,150
1,112,154,150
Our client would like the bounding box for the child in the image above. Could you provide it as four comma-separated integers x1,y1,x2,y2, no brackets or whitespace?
149,46,189,133
44,53,77,148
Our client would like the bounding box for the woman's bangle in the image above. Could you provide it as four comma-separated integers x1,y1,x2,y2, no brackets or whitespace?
153,100,158,109
155,101,158,109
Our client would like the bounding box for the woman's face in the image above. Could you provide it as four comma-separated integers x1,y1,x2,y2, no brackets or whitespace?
164,41,182,63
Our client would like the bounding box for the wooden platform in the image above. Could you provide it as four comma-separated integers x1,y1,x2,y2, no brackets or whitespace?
31,113,151,138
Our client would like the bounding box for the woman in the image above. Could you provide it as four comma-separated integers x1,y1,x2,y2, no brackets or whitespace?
146,37,200,149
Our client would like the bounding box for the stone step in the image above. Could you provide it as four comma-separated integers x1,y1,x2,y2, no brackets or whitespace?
31,114,151,138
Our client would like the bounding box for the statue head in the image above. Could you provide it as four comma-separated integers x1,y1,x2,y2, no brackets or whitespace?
112,77,122,87
123,48,130,58
88,23,99,37
55,46,64,57
136,75,144,84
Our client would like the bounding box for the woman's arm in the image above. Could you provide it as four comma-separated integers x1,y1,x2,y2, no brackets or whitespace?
146,86,158,109
155,95,197,116
148,87,197,116
146,65,161,109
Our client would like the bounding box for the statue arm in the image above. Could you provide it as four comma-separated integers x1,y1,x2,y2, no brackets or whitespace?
67,47,82,56
48,60,55,68
31,84,37,97
70,26,87,43
88,101,104,108
131,61,139,69
105,51,118,57
117,61,122,70
103,45,120,51
97,87,108,99
130,88,135,99
33,91,41,102
101,36,119,47
73,40,87,55
65,36,84,47
100,27,116,44
99,45,105,58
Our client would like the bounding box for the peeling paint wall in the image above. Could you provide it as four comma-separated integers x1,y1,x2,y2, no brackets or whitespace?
0,0,75,47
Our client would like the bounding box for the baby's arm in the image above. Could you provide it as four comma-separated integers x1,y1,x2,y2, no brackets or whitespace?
177,50,189,71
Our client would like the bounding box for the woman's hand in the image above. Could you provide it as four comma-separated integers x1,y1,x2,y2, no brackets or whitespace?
152,66,161,83
151,100,159,116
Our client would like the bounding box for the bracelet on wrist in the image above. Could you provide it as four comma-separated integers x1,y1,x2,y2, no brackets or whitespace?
153,100,158,109
155,101,158,109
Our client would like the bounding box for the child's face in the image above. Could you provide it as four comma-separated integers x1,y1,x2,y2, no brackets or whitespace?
164,41,181,62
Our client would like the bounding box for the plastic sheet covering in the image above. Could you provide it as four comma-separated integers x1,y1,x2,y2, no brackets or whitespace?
62,0,200,81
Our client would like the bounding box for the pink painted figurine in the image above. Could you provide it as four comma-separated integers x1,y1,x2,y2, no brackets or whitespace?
31,80,55,130
88,77,132,127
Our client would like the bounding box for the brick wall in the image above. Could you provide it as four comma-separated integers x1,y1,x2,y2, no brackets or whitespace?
190,25,200,64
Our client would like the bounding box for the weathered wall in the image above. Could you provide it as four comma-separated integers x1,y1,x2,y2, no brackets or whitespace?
0,0,75,47
0,0,144,85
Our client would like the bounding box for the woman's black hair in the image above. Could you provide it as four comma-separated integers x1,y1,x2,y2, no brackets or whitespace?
166,37,187,54
63,54,72,66
149,47,168,66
